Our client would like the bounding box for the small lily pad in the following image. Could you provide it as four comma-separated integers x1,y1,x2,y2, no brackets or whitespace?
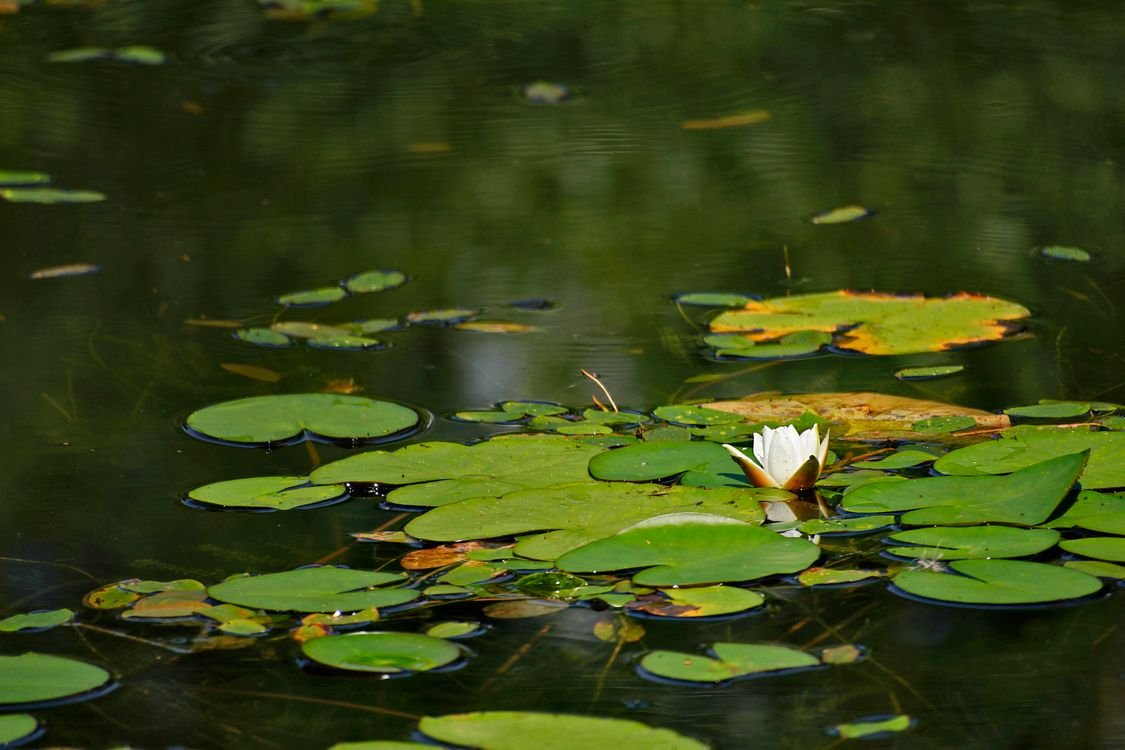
892,559,1101,605
640,642,820,684
343,270,407,294
112,46,166,65
419,712,708,750
676,292,756,307
271,321,355,339
186,476,347,511
208,566,415,613
0,714,39,746
644,585,765,617
235,327,292,347
0,653,112,706
1039,245,1091,262
797,516,897,536
455,320,536,334
1059,537,1125,562
588,440,730,482
308,335,386,350
718,330,831,360
810,205,872,224
186,393,421,446
653,405,745,427
885,526,1060,560
406,308,478,325
894,365,964,381
798,568,882,586
852,450,939,470
557,522,819,586
1,188,106,204
0,608,74,632
1004,402,1091,419
426,621,483,639
832,715,913,739
277,287,348,306
523,81,571,105
302,632,460,674
0,170,50,186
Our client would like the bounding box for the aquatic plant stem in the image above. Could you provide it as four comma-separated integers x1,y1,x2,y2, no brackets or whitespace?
580,369,619,412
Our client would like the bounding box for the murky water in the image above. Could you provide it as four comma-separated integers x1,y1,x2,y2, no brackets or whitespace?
2,1,1123,747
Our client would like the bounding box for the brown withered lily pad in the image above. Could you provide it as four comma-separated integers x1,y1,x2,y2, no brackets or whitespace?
702,392,1009,442
709,290,1030,356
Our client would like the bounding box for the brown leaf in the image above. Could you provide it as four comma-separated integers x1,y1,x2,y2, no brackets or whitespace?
401,542,487,570
220,363,281,383
682,110,770,130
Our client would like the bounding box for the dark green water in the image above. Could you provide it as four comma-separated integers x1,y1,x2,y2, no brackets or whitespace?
1,1,1123,747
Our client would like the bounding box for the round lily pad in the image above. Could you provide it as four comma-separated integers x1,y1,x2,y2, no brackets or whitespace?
0,653,112,706
302,632,461,674
208,567,416,613
276,286,348,306
419,711,708,750
885,527,1060,560
343,270,408,294
235,327,292,347
648,585,765,617
832,715,913,740
852,450,939,469
891,559,1102,605
653,405,745,427
0,714,40,746
1004,402,1091,419
588,441,730,482
639,642,820,684
185,394,422,446
1059,537,1125,562
186,476,348,511
0,608,74,633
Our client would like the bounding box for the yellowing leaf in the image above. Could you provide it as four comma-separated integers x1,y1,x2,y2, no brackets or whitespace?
220,363,281,382
681,110,770,130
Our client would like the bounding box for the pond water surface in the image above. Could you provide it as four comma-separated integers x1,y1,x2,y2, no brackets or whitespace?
2,1,1124,748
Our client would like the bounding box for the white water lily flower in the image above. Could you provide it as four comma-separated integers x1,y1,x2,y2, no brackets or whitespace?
722,425,830,491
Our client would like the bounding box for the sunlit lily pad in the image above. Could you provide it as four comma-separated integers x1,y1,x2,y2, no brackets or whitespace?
276,287,348,307
271,321,356,339
0,714,39,746
312,436,618,507
419,712,708,750
454,320,536,334
681,110,770,130
406,484,769,561
329,742,432,749
186,393,421,446
841,452,1087,525
1059,537,1125,562
676,292,756,307
48,46,165,65
1039,245,1091,262
797,516,897,536
186,476,347,511
522,81,572,105
810,205,872,224
885,527,1060,560
28,263,100,279
406,308,478,325
426,621,483,639
1042,490,1125,534
1064,560,1125,579
1,188,105,204
653,405,745,427
0,608,74,632
640,642,820,684
716,330,832,359
588,440,732,482
557,522,819,586
1004,402,1091,419
709,291,1029,356
343,270,407,294
892,559,1101,605
832,715,913,739
798,568,882,586
208,567,415,613
0,653,112,706
302,632,460,674
934,427,1125,489
852,449,939,469
894,364,964,380
642,585,765,617
0,170,50,186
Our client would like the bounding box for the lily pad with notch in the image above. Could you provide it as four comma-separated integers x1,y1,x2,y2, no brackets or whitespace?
0,608,74,633
884,526,1060,560
186,475,348,511
208,566,416,613
418,711,709,750
185,393,422,446
891,559,1101,605
628,585,765,618
1041,490,1125,535
302,632,461,674
639,642,821,684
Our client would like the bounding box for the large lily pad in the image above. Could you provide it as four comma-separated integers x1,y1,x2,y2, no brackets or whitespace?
418,712,708,750
556,522,819,586
302,632,460,674
1059,537,1125,562
702,392,1009,441
208,567,415,612
934,427,1125,489
186,394,421,446
0,653,112,706
709,290,1029,355
885,527,1060,560
588,441,736,482
312,436,621,507
405,484,770,561
892,559,1101,605
186,476,347,510
639,642,820,683
1042,490,1125,534
840,452,1087,525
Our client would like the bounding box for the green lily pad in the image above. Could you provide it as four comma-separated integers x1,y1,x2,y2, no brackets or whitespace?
653,405,745,427
271,321,356,339
329,742,432,749
522,81,572,105
0,714,39,746
651,585,766,617
841,452,1087,525
313,436,616,508
852,449,940,469
0,188,106,204
1064,560,1125,579
0,653,112,706
797,516,897,535
186,476,347,510
833,715,913,739
702,333,755,351
354,318,401,333
640,642,820,684
557,523,819,586
302,632,461,674
406,483,769,561
186,393,420,446
308,335,386,350
419,712,708,750
235,327,292,346
911,415,977,433
1004,402,1091,419
0,170,50,186
709,291,1030,356
716,330,832,359
894,365,965,380
934,427,1125,489
892,559,1101,605
676,292,756,307
1059,537,1125,562
276,286,348,306
817,470,900,490
112,46,166,65
406,308,478,325
0,608,74,632
46,47,109,63
1039,245,1091,262
1102,416,1125,431
810,205,872,224
1042,490,1125,534
208,566,415,613
588,441,730,482
798,568,883,586
343,270,408,294
425,621,482,639
454,401,568,423
885,527,1060,560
